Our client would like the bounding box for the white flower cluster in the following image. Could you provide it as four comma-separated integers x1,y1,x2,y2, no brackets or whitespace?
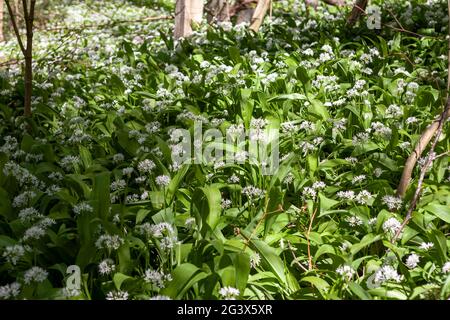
346,215,363,227
98,259,116,275
373,265,403,285
336,265,356,280
0,282,21,300
24,266,49,284
382,195,403,211
143,269,172,288
106,290,129,300
405,253,420,269
219,286,240,300
73,201,94,215
242,186,265,199
137,159,156,173
2,244,26,265
3,161,44,189
95,234,124,250
382,217,402,235
155,175,171,187
18,207,43,222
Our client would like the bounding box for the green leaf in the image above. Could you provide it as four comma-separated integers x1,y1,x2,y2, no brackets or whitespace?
423,203,450,224
191,186,222,238
166,164,190,205
267,93,307,102
161,263,208,299
113,273,132,290
241,229,288,287
348,282,372,300
300,276,330,291
91,172,111,221
350,234,381,255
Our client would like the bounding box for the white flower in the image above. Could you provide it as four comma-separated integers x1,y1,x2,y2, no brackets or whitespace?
98,259,116,275
12,191,37,208
122,167,134,176
24,266,48,284
419,242,434,251
73,202,94,215
374,167,383,177
137,159,156,173
106,290,129,300
346,215,363,227
382,195,403,210
155,175,171,187
405,117,418,125
110,179,126,191
352,132,370,146
355,190,372,205
23,225,46,241
442,262,450,274
185,217,195,228
250,252,261,269
60,155,81,171
385,104,403,118
345,157,358,164
312,181,326,190
0,282,21,300
336,190,355,200
228,174,240,183
113,153,125,163
3,245,26,265
219,286,240,300
352,175,366,185
95,234,124,250
242,186,265,199
373,265,403,284
221,199,232,209
405,253,420,269
382,217,402,235
336,265,356,280
144,269,172,288
150,295,172,300
18,207,42,222
302,187,317,199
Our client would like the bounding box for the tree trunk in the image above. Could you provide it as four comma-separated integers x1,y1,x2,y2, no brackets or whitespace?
236,8,254,24
206,0,230,23
0,1,4,42
347,0,368,26
174,0,204,39
249,0,270,32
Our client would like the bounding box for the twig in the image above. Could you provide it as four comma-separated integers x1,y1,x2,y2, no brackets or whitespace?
288,240,308,272
348,2,441,39
4,0,26,54
306,205,318,270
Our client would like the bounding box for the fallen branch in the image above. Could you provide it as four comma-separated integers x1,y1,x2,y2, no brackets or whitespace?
392,97,450,243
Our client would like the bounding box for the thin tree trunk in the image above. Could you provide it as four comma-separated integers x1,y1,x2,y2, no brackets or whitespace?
206,0,230,23
249,0,270,32
23,0,35,117
347,0,368,26
0,1,4,42
5,0,34,117
174,0,204,39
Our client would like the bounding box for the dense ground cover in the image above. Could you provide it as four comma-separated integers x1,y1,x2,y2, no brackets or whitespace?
0,0,449,300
